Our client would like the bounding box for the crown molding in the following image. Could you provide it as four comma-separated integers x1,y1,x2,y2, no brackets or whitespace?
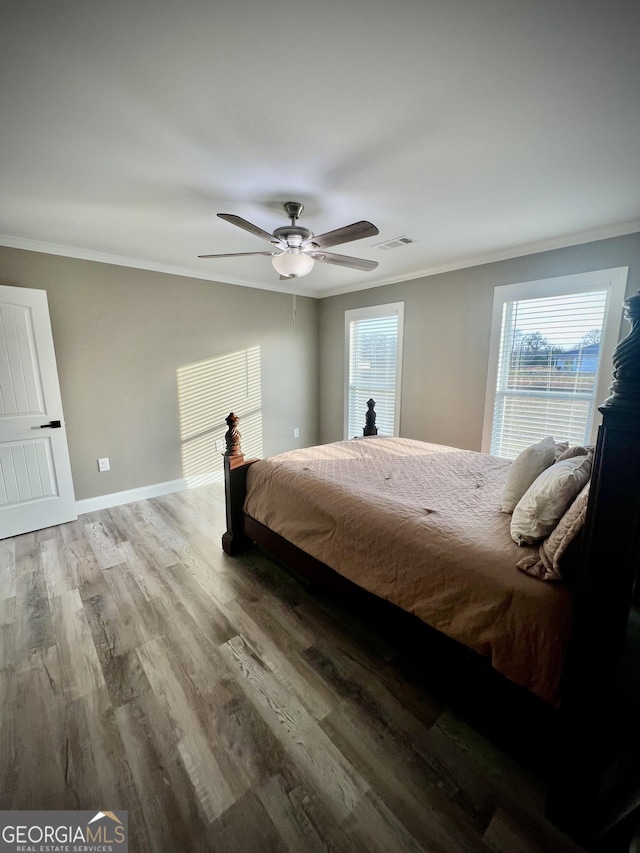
0,235,319,296
319,219,640,298
2,218,639,301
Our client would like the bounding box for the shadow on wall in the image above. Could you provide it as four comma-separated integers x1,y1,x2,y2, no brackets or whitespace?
176,346,263,485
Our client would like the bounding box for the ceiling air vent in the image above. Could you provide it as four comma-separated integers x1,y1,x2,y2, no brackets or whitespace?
374,236,414,250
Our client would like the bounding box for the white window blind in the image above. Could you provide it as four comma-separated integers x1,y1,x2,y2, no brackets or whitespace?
483,269,627,459
345,303,404,439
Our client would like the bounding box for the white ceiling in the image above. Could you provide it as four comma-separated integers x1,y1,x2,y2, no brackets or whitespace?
1,0,639,298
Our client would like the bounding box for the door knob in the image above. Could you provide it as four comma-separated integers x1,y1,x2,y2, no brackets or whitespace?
40,420,62,428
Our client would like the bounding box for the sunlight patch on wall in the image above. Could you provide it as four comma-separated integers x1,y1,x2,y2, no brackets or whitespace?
177,346,263,486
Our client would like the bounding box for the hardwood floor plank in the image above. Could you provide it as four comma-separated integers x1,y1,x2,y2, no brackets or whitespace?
222,633,315,734
40,537,75,600
176,730,240,824
147,593,236,703
62,538,106,600
83,586,133,662
84,520,123,569
162,561,237,646
10,646,76,810
14,532,37,576
217,695,295,789
207,789,289,853
103,564,165,647
114,696,202,851
0,665,17,804
57,518,87,544
15,568,53,661
136,638,241,822
285,784,363,853
224,598,335,720
0,596,16,669
0,539,16,600
116,538,170,601
53,588,106,701
63,686,140,813
120,682,220,841
256,774,332,853
112,505,176,570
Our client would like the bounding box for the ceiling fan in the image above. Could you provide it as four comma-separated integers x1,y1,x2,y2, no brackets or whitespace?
198,201,380,279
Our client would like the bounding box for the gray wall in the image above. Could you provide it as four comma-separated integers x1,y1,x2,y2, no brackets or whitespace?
0,247,319,500
3,231,638,505
319,232,640,449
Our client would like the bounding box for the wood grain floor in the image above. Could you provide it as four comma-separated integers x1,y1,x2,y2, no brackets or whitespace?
0,485,633,851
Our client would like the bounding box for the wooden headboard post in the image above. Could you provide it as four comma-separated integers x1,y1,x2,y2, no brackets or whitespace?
221,412,255,556
547,291,640,839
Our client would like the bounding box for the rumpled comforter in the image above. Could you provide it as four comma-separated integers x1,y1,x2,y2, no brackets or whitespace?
245,437,572,703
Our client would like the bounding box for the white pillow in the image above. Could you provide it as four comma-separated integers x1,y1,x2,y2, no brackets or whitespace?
510,453,593,545
501,436,556,513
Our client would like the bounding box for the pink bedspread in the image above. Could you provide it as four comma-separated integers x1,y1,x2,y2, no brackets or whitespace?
244,437,573,704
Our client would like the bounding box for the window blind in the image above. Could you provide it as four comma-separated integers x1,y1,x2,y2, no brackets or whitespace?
490,289,607,458
346,307,402,438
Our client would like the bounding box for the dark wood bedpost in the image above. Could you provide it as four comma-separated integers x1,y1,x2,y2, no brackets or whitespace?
547,291,640,840
221,412,255,556
363,398,378,436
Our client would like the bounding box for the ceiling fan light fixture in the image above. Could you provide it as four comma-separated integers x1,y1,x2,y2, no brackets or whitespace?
271,249,314,278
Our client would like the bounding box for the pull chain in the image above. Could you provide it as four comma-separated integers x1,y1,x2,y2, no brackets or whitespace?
292,278,297,326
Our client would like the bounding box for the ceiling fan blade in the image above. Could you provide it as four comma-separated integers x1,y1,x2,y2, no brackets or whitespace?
217,213,282,245
309,251,379,272
302,220,379,250
198,251,276,258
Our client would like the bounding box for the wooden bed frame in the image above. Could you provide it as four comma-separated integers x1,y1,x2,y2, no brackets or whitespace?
221,292,640,844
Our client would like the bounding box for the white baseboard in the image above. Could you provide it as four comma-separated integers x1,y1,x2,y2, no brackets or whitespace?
75,469,223,515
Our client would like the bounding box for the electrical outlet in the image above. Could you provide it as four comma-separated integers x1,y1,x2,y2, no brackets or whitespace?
97,457,110,472
293,428,300,438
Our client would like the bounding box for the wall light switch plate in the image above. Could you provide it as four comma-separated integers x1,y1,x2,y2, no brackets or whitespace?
293,428,300,438
98,457,110,472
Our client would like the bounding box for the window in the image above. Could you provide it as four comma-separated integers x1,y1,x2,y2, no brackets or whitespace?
345,303,404,439
482,268,627,459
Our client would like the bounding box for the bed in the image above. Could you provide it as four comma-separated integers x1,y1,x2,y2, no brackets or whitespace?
221,290,640,844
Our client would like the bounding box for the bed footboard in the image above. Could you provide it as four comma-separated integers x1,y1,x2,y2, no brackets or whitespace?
222,401,380,555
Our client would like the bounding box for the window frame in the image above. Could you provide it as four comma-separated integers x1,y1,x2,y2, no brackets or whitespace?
481,267,628,456
344,302,405,440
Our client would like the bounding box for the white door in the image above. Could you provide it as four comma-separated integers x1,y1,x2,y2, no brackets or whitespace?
0,285,77,538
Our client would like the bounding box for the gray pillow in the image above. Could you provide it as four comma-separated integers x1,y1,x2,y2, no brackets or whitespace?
510,453,593,545
501,436,556,513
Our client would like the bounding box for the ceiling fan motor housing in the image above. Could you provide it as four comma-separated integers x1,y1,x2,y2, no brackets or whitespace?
272,226,314,247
